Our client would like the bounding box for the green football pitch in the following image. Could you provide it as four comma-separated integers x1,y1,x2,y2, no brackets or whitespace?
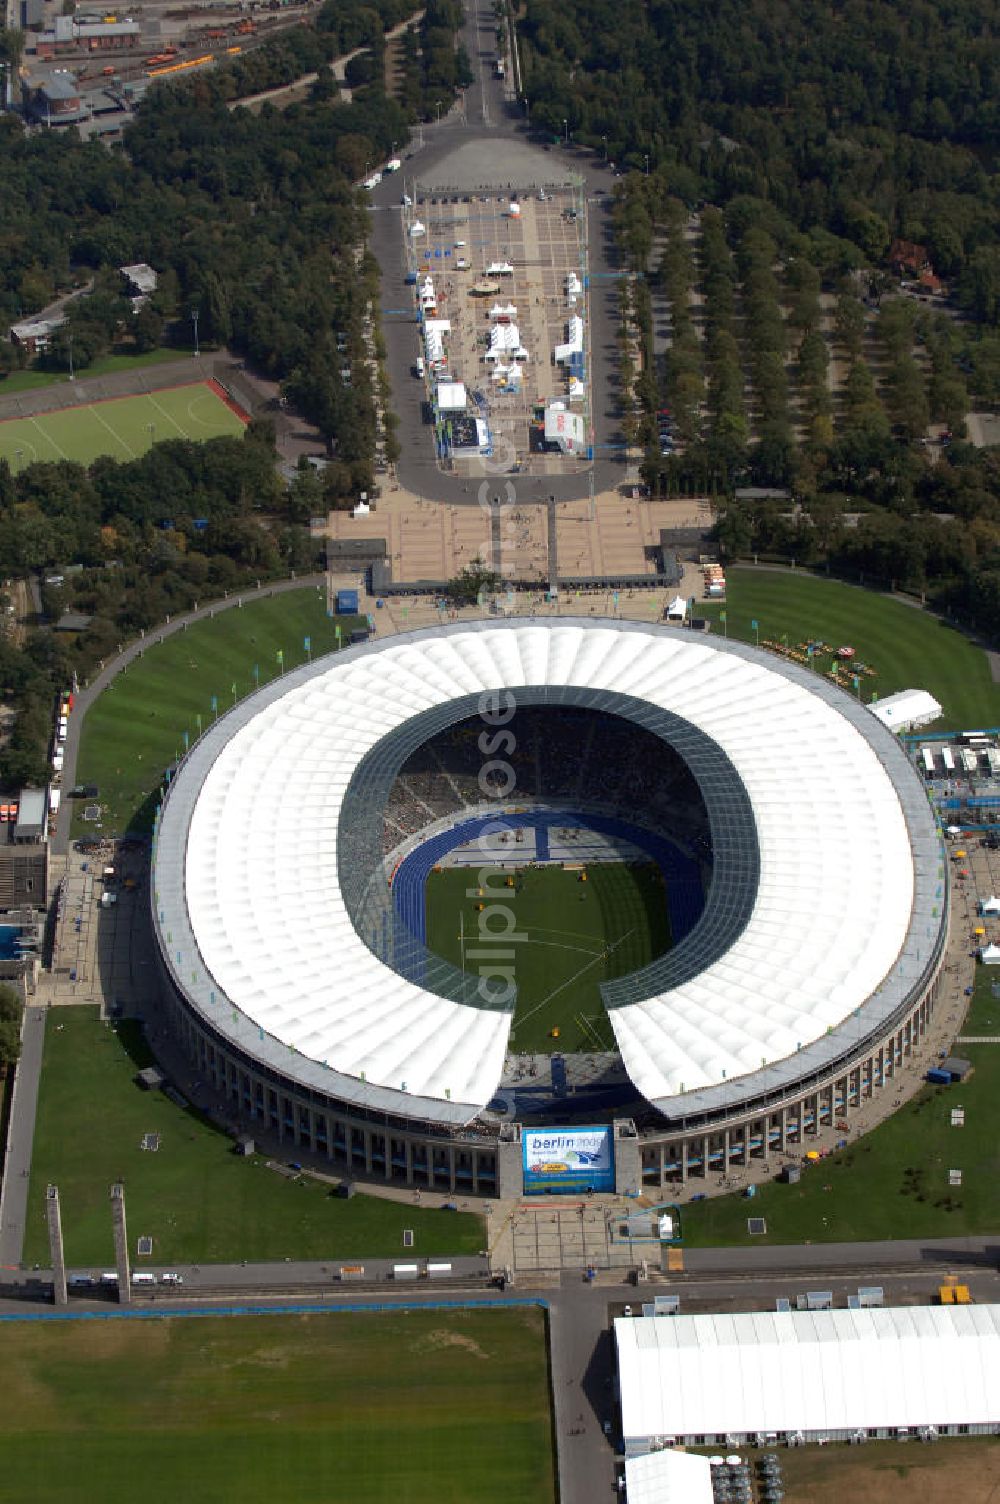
424,863,671,1053
0,1309,555,1504
0,380,246,469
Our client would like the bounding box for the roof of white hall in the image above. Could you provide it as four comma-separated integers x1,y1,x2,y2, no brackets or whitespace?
624,1450,714,1504
867,687,942,731
616,1306,1000,1441
153,619,937,1125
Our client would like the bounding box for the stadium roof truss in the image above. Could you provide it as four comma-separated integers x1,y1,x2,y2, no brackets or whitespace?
152,619,944,1128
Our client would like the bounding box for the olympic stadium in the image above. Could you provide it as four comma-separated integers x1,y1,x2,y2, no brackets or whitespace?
150,618,948,1200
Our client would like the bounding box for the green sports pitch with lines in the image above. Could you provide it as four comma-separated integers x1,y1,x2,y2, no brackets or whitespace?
0,380,246,468
424,863,671,1053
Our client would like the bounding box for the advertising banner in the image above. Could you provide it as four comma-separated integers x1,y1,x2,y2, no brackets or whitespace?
522,1125,615,1194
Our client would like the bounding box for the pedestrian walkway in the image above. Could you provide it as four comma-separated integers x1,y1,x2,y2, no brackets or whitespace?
0,1007,47,1267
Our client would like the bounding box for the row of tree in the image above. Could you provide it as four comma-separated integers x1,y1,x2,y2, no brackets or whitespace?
519,0,1000,323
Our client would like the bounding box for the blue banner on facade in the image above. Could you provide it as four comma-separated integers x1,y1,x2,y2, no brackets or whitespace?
522,1126,615,1194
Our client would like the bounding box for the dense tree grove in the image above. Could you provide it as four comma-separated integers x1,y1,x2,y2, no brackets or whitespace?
0,0,470,780
521,0,998,306
536,1,999,637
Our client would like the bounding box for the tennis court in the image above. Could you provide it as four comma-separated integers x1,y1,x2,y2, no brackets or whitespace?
0,380,247,468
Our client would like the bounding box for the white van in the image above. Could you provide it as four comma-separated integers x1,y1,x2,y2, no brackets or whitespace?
160,1272,184,1285
131,1272,156,1286
99,1271,118,1285
414,355,425,377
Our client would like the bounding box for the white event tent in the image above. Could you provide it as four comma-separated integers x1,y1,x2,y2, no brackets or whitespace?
616,1307,1000,1453
624,1450,713,1504
868,688,942,733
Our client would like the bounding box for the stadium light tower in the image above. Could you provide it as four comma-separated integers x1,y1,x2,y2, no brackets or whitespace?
67,332,74,382
191,308,200,359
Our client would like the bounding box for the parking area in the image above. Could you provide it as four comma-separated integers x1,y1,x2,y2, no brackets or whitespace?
403,183,591,476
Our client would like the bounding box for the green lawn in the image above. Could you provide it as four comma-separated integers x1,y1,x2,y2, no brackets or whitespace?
0,1308,555,1504
682,967,1000,1248
0,346,190,397
425,863,671,1053
703,567,1000,730
0,379,244,469
74,587,361,835
24,1008,484,1267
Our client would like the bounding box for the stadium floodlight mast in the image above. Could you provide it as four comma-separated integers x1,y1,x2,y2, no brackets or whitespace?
191,308,200,359
67,332,74,382
147,422,155,447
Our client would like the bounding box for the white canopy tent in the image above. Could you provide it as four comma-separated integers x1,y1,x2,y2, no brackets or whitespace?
554,315,584,363
868,688,942,733
979,896,1000,917
436,381,467,412
617,1307,1000,1451
624,1450,713,1504
665,596,687,622
980,943,1000,965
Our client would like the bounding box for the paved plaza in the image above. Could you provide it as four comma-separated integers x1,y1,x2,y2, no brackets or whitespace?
405,184,590,477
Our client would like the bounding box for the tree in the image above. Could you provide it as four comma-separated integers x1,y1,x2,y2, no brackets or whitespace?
447,563,501,603
0,983,21,1070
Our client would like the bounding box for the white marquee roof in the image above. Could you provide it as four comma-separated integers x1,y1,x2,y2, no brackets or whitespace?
868,687,943,732
617,1307,1000,1441
624,1450,713,1504
153,619,937,1124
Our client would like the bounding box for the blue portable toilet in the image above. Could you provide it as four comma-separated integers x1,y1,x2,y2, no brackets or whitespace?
336,589,359,615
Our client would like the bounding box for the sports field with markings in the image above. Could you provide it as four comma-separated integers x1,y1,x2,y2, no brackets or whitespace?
425,864,671,1052
0,380,246,468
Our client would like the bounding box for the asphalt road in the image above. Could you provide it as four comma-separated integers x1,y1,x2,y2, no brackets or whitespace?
0,1006,47,1268
367,0,627,506
3,1257,1000,1503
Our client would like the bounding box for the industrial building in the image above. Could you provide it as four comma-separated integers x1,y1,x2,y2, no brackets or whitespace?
616,1306,1000,1451
22,71,87,126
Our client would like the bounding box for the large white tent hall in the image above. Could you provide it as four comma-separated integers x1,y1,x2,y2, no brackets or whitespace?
616,1306,1000,1453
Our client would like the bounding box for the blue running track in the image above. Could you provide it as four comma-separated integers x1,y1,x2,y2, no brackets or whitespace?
391,809,704,949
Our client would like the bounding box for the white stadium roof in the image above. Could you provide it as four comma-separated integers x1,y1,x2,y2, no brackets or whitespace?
152,619,940,1126
616,1307,1000,1444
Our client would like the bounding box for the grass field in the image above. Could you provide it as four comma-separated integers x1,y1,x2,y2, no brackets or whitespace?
0,379,245,469
74,587,361,835
0,347,190,397
701,567,1000,730
763,1436,1000,1503
0,1308,554,1504
23,1008,484,1267
425,863,670,1053
682,967,1000,1248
